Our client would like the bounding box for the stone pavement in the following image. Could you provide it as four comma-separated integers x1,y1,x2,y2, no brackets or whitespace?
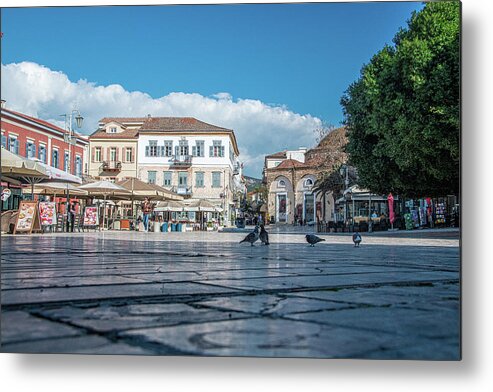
0,229,460,359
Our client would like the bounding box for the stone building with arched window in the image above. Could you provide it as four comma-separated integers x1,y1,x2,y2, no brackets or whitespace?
263,127,347,225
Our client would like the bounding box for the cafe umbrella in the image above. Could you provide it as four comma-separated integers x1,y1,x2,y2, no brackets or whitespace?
78,180,131,229
1,149,49,197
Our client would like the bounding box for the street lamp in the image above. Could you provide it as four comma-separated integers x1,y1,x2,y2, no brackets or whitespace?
60,109,83,232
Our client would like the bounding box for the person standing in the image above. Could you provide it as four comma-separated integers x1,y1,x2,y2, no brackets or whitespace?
66,202,76,232
141,197,152,232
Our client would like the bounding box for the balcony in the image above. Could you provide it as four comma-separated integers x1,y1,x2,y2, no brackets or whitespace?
171,186,192,196
170,154,192,168
99,161,122,175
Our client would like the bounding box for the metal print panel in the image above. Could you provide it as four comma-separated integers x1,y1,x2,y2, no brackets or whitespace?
0,0,461,360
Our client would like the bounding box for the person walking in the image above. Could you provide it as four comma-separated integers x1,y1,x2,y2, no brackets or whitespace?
66,202,76,232
141,197,152,232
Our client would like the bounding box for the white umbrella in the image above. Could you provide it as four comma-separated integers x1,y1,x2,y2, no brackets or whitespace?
1,149,49,197
185,199,218,212
79,180,131,229
154,200,185,212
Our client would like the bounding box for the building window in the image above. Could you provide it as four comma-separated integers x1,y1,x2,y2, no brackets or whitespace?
26,140,36,159
164,141,173,157
52,149,59,168
212,171,221,188
178,172,188,187
110,147,117,162
109,127,117,133
146,140,158,157
8,136,18,154
163,171,172,187
95,147,102,162
125,147,132,163
210,140,225,157
148,171,157,184
75,156,82,177
195,171,204,187
178,139,189,156
64,151,70,172
39,145,47,163
278,179,286,188
229,143,234,163
193,140,205,157
1,134,7,149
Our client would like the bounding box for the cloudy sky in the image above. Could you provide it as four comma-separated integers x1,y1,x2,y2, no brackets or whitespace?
0,1,422,177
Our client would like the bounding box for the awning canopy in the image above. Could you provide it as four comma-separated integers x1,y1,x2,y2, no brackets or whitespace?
154,200,185,212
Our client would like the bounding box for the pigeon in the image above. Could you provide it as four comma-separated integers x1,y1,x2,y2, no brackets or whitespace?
240,226,260,246
259,225,270,245
305,234,325,247
352,232,362,247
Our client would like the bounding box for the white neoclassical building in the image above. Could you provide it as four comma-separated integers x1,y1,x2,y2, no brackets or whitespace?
137,117,244,225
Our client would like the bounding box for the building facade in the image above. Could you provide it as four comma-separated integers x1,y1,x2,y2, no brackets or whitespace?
263,127,347,225
87,117,144,181
1,104,89,177
137,117,244,225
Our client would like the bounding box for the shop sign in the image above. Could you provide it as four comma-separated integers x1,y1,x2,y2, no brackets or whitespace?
1,188,12,201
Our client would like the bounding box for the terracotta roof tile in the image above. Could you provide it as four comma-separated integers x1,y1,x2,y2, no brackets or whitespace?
140,117,232,133
274,159,306,170
99,117,148,124
89,129,139,139
265,151,287,159
2,108,88,141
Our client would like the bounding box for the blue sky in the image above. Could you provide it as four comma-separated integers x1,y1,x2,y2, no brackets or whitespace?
1,1,424,176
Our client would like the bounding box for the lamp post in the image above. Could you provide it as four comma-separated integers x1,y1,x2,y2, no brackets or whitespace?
60,109,83,231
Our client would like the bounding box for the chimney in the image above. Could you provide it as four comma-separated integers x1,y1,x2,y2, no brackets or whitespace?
147,114,151,119
1,100,5,109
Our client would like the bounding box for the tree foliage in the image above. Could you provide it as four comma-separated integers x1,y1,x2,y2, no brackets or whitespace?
341,1,460,198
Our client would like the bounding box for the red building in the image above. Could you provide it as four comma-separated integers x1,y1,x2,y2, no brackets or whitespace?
1,104,89,176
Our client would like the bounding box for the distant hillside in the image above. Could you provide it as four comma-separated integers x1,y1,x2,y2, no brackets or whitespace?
244,176,262,192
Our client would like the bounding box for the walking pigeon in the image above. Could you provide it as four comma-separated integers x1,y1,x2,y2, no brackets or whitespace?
352,232,362,247
305,234,325,247
259,225,270,245
240,226,260,246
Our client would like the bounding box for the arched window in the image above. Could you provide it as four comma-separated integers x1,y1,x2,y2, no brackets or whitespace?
304,178,314,188
278,179,286,188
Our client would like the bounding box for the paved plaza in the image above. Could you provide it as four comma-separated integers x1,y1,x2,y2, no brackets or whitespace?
0,228,460,359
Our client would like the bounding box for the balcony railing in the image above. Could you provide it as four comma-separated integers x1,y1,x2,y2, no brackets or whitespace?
170,154,192,167
171,186,192,196
99,161,122,175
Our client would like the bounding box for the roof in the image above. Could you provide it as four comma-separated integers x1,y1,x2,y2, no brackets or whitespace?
1,108,89,143
99,117,149,124
89,128,139,140
274,159,306,170
265,151,287,159
139,117,232,133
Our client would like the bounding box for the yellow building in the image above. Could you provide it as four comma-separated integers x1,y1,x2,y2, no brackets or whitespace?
87,117,146,181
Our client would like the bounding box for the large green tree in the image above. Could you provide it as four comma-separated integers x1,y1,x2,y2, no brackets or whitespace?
341,1,460,198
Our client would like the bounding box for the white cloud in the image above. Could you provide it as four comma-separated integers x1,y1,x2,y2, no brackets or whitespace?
1,61,323,176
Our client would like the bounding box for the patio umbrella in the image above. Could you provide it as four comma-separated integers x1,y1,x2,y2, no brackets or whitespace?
185,200,219,230
1,149,49,197
154,200,185,212
79,180,131,229
29,182,88,198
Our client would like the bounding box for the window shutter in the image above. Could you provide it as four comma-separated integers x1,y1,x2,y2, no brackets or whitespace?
116,147,119,162
221,146,225,157
145,146,149,157
209,146,213,157
175,146,179,156
91,147,95,163
192,146,196,156
131,147,135,163
121,147,125,162
15,140,19,154
32,144,36,158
